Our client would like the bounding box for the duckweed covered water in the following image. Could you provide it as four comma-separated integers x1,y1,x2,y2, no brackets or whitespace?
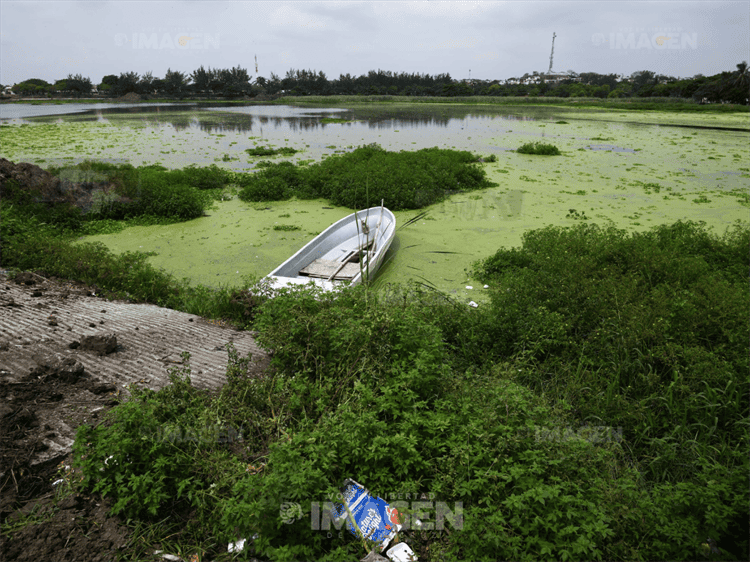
2,103,747,298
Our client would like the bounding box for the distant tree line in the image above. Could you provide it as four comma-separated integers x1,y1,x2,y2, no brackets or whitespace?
4,62,748,104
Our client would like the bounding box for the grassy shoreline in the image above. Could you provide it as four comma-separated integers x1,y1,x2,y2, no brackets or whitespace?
3,94,748,113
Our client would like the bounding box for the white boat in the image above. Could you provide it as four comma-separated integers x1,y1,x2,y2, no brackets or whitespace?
264,205,396,292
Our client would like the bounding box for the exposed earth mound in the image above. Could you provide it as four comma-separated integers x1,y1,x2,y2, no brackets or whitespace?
0,158,123,214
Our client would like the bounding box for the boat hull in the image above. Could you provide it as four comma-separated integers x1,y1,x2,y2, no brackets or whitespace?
265,206,396,292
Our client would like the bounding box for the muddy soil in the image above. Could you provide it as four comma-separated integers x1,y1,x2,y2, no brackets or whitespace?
0,271,268,561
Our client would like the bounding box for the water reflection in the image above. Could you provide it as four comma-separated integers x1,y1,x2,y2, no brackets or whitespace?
8,101,552,136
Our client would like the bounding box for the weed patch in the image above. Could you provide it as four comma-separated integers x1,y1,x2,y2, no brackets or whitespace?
237,143,494,210
516,142,561,155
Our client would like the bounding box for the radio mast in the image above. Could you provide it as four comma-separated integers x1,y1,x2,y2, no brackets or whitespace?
548,32,556,73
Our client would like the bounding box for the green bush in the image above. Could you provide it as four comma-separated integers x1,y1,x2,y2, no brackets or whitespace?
238,144,494,210
473,221,749,486
43,161,215,220
128,167,212,219
246,146,299,157
65,263,749,560
517,142,561,155
168,164,229,190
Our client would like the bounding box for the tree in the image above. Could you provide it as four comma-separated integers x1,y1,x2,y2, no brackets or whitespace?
264,72,282,94
116,72,140,96
12,78,50,96
631,70,657,95
98,75,118,95
191,65,212,93
164,68,189,97
734,61,749,89
63,74,92,97
138,72,155,95
51,79,69,95
223,65,251,96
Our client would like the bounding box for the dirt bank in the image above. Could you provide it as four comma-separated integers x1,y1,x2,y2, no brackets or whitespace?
0,271,268,561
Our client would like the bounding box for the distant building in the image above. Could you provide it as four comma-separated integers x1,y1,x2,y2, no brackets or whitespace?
539,71,580,84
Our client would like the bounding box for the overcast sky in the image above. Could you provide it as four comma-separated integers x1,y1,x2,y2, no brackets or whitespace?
1,1,748,86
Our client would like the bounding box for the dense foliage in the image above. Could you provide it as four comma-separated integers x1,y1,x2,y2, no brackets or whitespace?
516,142,561,155
7,63,748,104
237,144,494,210
44,161,226,220
63,219,749,561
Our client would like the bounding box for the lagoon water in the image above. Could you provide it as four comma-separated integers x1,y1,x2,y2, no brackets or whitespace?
1,102,748,298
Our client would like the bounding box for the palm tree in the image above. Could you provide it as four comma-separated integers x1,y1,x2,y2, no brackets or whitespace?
734,61,749,88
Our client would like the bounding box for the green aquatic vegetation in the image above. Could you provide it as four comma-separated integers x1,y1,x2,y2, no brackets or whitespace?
245,146,299,157
693,194,711,203
237,144,493,211
272,224,301,231
41,161,220,220
565,208,588,220
517,142,561,156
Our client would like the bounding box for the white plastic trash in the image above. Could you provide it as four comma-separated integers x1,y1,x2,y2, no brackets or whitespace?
465,285,473,290
468,301,478,308
484,284,489,289
228,538,246,553
386,542,418,562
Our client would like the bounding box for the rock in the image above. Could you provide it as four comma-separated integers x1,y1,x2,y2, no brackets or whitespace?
80,333,118,356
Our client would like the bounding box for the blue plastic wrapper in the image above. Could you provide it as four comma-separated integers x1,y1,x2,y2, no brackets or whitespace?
333,479,402,551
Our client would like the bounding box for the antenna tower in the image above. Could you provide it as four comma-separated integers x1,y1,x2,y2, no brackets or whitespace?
548,32,556,73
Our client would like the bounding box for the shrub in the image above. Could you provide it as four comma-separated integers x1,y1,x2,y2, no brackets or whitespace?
472,221,749,485
168,164,228,190
246,146,299,157
517,142,561,155
238,144,494,211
